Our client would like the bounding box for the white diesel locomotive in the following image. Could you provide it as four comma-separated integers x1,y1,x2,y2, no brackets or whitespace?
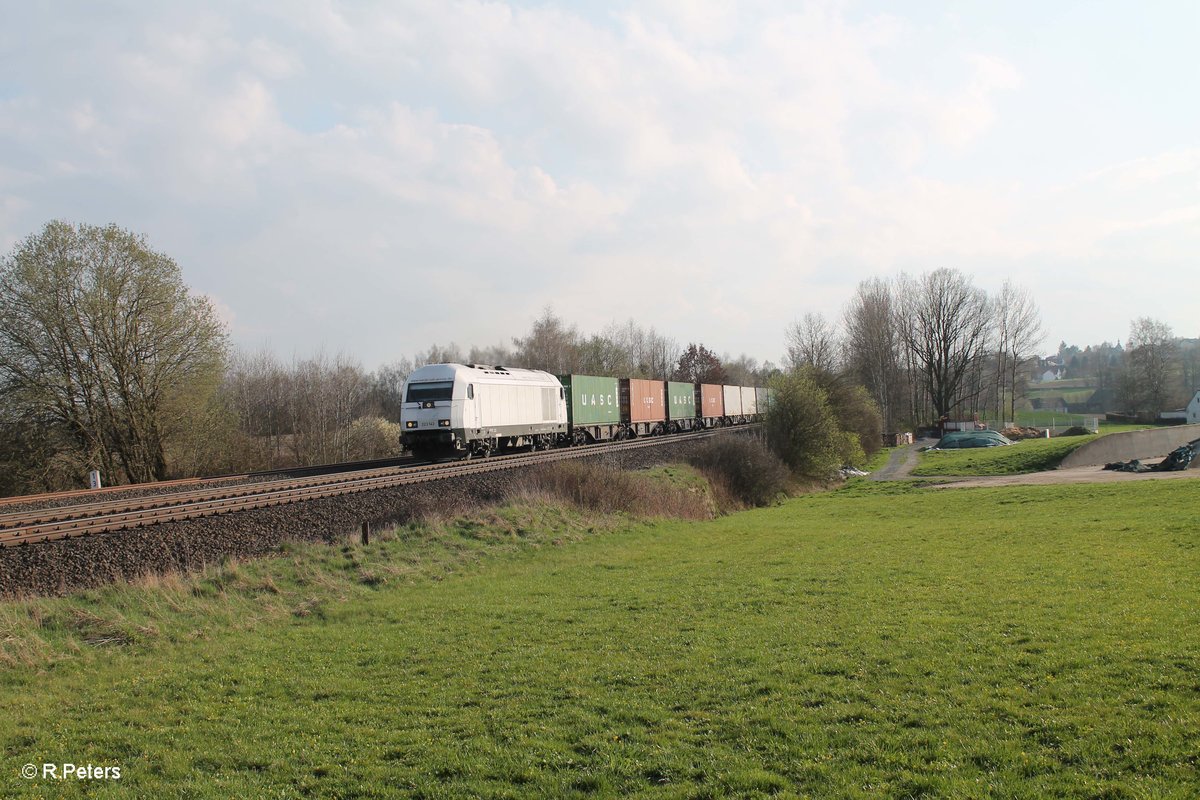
400,363,567,459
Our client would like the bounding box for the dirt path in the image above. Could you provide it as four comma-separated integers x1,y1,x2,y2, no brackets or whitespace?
930,465,1200,489
869,440,932,481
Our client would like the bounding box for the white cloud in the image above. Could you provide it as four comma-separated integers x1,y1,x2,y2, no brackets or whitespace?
0,1,1194,364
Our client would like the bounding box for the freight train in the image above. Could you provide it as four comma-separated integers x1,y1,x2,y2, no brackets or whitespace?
400,363,767,460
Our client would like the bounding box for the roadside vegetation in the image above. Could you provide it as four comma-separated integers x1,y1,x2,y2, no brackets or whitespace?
2,478,1197,798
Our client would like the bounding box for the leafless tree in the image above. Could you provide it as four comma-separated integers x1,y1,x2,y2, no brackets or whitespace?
994,280,1044,423
466,343,514,367
897,269,992,420
842,278,904,431
785,312,839,373
1124,317,1177,413
512,307,581,373
417,342,465,366
721,353,763,385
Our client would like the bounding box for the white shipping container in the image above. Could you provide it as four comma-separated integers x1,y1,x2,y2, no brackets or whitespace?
723,385,742,417
740,386,757,416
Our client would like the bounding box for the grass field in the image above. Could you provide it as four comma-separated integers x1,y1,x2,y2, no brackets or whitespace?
2,476,1198,798
912,435,1100,476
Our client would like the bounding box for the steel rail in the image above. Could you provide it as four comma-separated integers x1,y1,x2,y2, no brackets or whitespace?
0,428,750,548
0,459,472,531
0,455,420,509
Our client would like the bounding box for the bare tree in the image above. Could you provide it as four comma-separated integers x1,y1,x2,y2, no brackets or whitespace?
721,353,763,385
644,327,681,379
466,343,513,367
785,312,839,373
843,278,904,431
897,269,992,421
0,221,227,486
994,280,1044,423
417,342,465,366
512,307,580,373
1124,317,1177,413
367,357,415,421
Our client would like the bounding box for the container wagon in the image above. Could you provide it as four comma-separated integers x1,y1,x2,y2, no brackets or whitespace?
740,386,758,421
620,378,666,437
698,383,724,428
722,384,743,425
559,374,622,444
666,380,699,433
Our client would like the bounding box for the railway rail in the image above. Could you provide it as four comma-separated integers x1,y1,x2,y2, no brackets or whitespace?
0,455,418,510
0,427,753,548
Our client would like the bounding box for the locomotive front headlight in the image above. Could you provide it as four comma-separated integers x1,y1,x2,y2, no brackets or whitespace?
405,421,417,428
438,419,451,427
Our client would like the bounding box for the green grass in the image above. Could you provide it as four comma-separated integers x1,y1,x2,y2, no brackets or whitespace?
862,447,893,473
1025,388,1095,405
2,480,1199,797
1013,409,1099,427
912,435,1101,476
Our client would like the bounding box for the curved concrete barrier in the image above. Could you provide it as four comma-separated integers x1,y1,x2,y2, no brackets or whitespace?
1059,423,1200,469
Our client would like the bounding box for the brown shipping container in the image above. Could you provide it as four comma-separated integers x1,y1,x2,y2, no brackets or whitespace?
699,384,724,418
622,378,666,423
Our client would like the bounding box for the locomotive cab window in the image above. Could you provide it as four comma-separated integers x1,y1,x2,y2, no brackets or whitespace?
406,381,454,403
467,384,474,399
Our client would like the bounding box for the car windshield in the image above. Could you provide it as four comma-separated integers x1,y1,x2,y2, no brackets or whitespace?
406,381,454,402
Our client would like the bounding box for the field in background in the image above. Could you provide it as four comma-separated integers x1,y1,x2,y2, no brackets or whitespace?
2,477,1197,798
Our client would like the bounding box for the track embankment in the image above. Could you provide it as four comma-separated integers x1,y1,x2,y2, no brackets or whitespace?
0,435,731,598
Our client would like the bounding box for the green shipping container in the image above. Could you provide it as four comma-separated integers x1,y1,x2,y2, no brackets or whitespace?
558,374,620,426
667,381,697,421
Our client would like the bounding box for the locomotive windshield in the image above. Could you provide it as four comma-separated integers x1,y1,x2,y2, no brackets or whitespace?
405,381,454,402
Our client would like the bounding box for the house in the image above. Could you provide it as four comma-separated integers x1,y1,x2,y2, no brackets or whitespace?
1158,390,1200,424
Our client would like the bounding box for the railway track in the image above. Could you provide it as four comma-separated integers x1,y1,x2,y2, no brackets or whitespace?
0,428,751,548
0,455,418,510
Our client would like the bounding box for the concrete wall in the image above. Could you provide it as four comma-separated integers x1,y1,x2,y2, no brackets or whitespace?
1060,423,1200,469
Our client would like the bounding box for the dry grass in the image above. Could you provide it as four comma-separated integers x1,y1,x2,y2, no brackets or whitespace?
688,435,791,508
511,461,718,520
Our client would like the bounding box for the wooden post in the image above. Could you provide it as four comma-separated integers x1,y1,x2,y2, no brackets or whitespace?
360,521,370,545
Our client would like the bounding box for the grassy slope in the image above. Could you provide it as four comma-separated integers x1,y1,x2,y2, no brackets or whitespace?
1,479,1197,797
912,435,1100,476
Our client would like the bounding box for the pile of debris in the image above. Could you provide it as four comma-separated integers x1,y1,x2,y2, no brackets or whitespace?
1104,440,1197,473
1001,426,1045,440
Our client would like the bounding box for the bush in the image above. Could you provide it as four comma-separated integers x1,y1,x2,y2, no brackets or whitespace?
765,371,860,478
688,436,790,508
513,461,716,519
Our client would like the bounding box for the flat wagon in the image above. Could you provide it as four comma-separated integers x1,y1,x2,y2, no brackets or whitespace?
667,380,699,432
722,384,743,424
621,378,666,437
559,374,622,444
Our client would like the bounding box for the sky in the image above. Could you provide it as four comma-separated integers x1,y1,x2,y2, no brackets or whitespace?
1,1,1197,369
